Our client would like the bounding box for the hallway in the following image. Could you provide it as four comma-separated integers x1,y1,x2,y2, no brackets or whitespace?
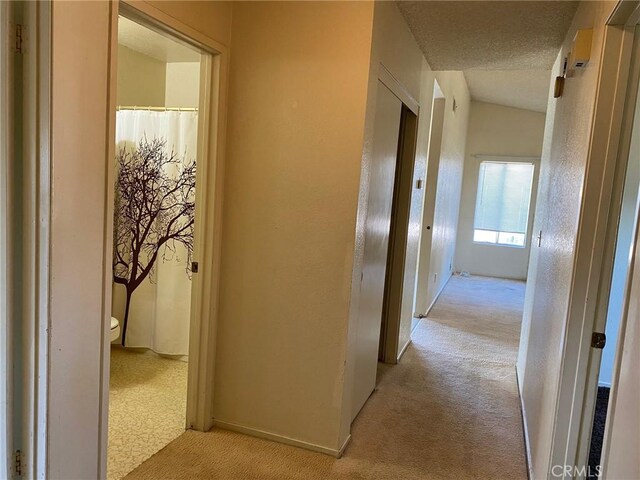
125,275,527,479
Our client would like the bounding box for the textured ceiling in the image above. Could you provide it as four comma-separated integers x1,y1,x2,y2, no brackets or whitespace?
397,1,579,70
397,1,578,112
464,70,551,112
118,16,200,63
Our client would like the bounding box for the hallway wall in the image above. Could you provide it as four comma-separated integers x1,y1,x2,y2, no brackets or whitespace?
414,71,470,315
455,101,545,280
213,1,374,453
516,1,618,478
344,1,435,434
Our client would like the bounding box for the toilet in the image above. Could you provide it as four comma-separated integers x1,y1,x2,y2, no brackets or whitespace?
110,317,121,342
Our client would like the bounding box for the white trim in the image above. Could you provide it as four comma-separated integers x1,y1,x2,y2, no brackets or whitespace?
588,22,640,475
472,154,541,161
212,419,351,458
516,367,534,480
420,270,452,318
378,63,420,116
0,1,13,477
397,338,412,362
21,2,51,478
98,3,119,478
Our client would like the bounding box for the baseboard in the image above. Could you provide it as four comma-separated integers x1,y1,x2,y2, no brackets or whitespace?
337,433,351,458
515,366,534,480
598,381,611,388
397,338,412,362
423,272,452,318
212,419,349,458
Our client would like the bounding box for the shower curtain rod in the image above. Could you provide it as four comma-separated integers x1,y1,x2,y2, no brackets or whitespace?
117,105,198,112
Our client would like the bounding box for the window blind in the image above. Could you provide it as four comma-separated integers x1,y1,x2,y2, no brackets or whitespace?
474,161,534,234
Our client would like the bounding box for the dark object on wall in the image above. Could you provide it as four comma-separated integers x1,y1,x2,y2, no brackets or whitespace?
113,136,196,345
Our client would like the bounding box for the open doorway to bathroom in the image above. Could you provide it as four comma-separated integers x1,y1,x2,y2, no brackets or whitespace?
108,14,204,480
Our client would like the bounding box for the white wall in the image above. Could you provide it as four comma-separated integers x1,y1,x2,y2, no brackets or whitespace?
455,101,545,280
341,0,436,440
598,81,640,387
516,2,617,478
416,71,470,313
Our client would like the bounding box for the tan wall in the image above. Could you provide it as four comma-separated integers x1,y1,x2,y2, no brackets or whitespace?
455,101,545,280
142,0,232,47
48,1,232,476
414,71,470,314
165,62,200,108
116,45,166,106
516,1,617,477
213,1,374,452
116,46,200,109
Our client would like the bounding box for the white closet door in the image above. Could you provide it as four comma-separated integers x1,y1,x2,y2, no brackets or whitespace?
352,81,402,420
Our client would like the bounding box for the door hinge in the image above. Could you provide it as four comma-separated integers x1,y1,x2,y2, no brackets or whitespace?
591,332,606,349
14,24,24,54
14,449,21,476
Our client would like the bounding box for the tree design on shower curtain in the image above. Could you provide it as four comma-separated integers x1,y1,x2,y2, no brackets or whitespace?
113,136,196,346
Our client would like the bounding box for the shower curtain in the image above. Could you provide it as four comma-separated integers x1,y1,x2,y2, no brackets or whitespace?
113,110,198,356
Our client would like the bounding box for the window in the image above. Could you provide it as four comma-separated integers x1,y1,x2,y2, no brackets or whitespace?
473,161,535,248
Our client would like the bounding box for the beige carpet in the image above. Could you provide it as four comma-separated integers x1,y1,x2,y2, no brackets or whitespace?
109,347,188,480
125,275,528,479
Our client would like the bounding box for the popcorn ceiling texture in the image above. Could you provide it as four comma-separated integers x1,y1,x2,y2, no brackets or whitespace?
463,69,552,113
397,1,579,112
397,1,579,71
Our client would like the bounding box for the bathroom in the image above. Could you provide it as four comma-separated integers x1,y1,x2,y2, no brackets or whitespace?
108,15,203,480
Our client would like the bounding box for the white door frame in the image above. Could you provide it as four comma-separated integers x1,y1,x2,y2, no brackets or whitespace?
98,3,230,476
579,16,640,474
550,2,640,477
20,1,51,477
18,1,229,477
0,1,14,476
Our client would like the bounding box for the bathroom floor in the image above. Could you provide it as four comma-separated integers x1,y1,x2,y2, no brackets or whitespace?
108,347,188,480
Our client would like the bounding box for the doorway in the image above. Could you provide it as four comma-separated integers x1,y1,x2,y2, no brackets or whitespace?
108,13,206,479
351,78,420,420
584,22,640,478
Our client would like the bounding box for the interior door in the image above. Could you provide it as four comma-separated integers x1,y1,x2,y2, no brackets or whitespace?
352,81,402,420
